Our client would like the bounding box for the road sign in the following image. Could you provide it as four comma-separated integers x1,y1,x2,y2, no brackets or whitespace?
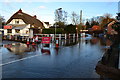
41,37,51,44
4,26,12,29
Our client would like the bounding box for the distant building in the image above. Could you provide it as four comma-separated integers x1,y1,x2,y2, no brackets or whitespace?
42,21,51,28
4,9,44,38
92,25,101,31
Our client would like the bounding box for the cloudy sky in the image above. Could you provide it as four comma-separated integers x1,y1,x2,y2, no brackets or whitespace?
0,0,119,24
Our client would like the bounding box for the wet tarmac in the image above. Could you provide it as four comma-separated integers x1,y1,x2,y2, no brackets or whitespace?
0,37,113,78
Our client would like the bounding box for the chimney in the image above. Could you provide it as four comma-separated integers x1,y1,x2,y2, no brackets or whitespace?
18,8,22,13
33,15,37,18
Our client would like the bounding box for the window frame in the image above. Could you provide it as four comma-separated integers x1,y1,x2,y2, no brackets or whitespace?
7,29,12,33
15,19,19,24
15,29,20,33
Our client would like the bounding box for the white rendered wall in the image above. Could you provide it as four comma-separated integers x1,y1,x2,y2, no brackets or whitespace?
4,24,30,36
20,24,30,36
4,30,7,35
9,19,25,24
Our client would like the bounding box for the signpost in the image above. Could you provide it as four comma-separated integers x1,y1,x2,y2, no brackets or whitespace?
41,37,51,44
41,37,51,54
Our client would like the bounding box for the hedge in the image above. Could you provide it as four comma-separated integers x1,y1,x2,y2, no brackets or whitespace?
42,28,63,34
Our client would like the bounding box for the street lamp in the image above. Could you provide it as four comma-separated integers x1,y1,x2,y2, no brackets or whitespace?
55,8,62,41
76,25,78,38
55,24,56,41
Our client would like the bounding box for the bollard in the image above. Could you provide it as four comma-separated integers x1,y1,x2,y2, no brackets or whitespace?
15,36,17,40
73,34,75,42
77,33,78,38
65,34,67,40
52,34,54,42
22,36,24,41
35,35,38,43
73,34,75,38
9,35,11,40
32,38,36,45
59,34,61,41
56,38,59,48
69,34,70,39
26,38,30,45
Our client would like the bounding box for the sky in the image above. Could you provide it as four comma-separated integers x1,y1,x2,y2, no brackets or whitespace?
0,1,119,24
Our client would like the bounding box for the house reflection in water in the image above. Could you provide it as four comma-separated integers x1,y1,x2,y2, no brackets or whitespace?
90,38,100,44
4,43,36,55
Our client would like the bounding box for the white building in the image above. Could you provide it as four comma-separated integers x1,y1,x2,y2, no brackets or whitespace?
4,9,44,38
42,21,51,29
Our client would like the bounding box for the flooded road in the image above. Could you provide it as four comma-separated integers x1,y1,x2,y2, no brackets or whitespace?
1,37,112,78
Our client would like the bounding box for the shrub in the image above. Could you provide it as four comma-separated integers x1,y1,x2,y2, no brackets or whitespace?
64,24,76,33
42,28,63,34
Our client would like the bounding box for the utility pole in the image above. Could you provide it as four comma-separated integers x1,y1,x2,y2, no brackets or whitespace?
80,10,82,25
80,10,83,34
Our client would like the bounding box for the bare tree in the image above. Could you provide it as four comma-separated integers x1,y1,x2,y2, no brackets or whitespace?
100,13,116,28
71,11,79,25
0,15,5,28
54,8,67,27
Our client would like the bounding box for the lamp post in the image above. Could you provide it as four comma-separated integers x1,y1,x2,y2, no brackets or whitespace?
55,8,62,41
55,24,56,41
76,25,78,38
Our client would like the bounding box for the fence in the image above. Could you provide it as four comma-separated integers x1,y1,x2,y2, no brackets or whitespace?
3,33,81,43
34,33,80,41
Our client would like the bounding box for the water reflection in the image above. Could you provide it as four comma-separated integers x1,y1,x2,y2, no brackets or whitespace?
55,47,59,55
4,43,36,54
61,38,79,46
90,38,100,44
2,36,116,78
3,37,112,57
3,43,40,60
41,48,51,55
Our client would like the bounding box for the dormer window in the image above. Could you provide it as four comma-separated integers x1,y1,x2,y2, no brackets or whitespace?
15,19,19,24
15,21,19,24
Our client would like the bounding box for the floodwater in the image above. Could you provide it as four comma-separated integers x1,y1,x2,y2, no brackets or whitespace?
1,36,113,78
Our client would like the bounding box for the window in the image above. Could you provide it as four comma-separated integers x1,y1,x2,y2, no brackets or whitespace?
15,19,19,24
15,29,20,33
26,30,29,34
7,29,12,33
